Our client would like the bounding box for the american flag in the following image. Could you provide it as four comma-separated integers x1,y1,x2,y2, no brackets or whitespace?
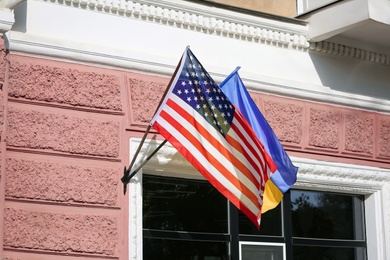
151,47,277,228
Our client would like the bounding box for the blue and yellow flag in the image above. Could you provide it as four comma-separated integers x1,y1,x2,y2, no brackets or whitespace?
220,67,298,213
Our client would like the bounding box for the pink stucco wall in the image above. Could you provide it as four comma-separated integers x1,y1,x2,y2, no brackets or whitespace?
0,37,389,259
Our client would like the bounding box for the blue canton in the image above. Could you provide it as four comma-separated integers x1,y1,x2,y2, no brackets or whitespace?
172,49,235,137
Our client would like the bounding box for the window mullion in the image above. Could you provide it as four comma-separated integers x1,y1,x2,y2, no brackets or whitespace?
229,202,239,260
283,190,293,260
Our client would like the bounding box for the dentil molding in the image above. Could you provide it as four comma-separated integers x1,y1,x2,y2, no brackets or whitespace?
39,0,390,65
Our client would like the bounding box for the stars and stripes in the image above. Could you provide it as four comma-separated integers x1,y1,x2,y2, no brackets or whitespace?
151,47,277,228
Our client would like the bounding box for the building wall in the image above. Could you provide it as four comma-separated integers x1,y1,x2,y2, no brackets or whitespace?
0,0,390,259
0,39,128,259
210,0,297,17
0,40,389,259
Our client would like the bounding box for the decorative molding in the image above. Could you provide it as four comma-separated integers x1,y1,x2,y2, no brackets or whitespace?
7,0,390,115
310,41,390,66
39,0,390,66
44,0,309,50
0,8,14,35
0,0,24,36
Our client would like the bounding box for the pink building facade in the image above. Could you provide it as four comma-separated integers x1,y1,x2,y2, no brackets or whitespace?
0,0,390,259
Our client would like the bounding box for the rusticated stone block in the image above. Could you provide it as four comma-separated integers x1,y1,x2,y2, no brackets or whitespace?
7,108,120,157
129,77,167,123
378,117,390,158
309,108,340,149
344,112,374,155
9,62,122,111
263,100,303,144
6,158,118,206
4,208,118,256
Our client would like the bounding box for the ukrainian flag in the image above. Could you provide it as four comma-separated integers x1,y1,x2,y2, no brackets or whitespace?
220,67,298,213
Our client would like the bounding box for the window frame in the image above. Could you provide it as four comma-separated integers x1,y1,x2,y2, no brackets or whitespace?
239,241,286,260
128,138,390,260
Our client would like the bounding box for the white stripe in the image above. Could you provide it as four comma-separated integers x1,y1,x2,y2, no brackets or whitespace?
154,98,260,215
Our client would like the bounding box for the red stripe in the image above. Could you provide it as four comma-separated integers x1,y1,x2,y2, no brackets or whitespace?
158,101,260,207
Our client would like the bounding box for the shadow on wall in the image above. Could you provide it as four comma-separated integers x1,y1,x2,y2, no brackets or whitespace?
308,50,390,101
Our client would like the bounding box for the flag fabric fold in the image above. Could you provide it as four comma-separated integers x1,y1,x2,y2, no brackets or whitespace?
151,48,277,228
219,67,298,213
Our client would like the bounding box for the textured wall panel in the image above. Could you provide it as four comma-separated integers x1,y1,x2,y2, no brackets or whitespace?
378,117,390,158
9,62,122,111
309,107,340,149
263,100,303,144
344,112,374,155
129,77,167,124
7,107,120,157
5,157,119,206
4,208,118,256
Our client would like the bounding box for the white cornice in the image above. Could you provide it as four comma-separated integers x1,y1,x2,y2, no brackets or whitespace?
0,0,24,35
42,0,310,49
36,0,390,66
0,8,14,35
6,0,390,114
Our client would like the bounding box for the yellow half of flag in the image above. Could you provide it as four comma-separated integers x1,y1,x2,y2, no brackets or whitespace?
262,179,283,214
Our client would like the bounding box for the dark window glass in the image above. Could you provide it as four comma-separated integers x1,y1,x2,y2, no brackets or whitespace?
143,174,367,260
143,238,229,260
293,246,367,260
143,175,228,233
291,190,365,240
239,203,282,236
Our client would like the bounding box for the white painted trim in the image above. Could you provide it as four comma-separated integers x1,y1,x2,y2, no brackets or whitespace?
128,138,390,260
239,241,286,260
128,142,143,260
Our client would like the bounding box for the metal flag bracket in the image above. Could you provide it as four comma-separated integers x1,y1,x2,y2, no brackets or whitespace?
121,139,167,195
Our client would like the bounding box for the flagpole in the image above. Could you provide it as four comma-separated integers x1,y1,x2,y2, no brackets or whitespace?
121,49,186,194
219,66,240,86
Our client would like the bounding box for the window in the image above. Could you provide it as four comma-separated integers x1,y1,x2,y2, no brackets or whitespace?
142,174,366,260
128,138,389,260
